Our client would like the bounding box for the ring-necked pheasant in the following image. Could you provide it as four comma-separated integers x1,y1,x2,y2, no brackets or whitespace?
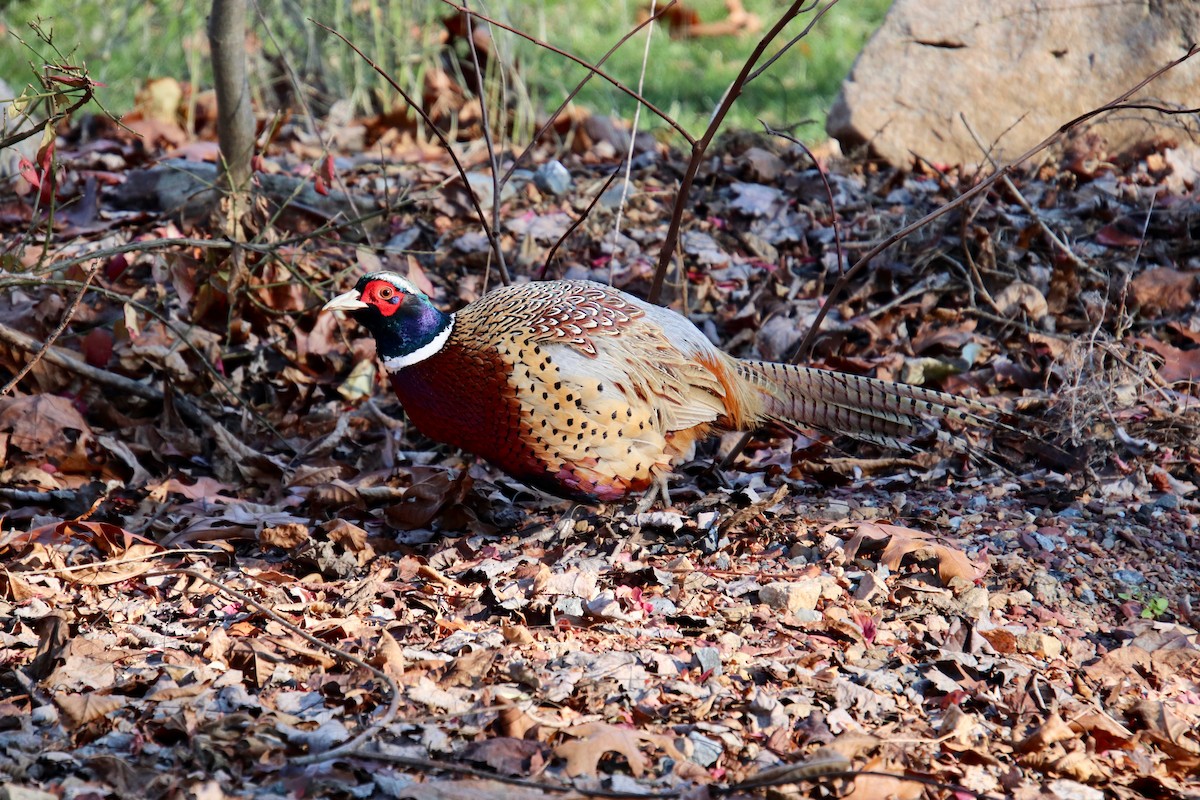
324,272,1002,509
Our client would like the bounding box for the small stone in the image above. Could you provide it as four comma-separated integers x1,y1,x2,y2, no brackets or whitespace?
1048,779,1104,800
742,147,784,182
692,646,722,677
1113,569,1145,586
0,784,59,800
758,580,822,613
646,597,678,615
533,159,573,195
30,706,57,727
1016,632,1063,659
687,732,723,767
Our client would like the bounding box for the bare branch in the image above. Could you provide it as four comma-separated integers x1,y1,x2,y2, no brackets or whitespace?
648,0,814,304
311,18,512,285
440,1,694,146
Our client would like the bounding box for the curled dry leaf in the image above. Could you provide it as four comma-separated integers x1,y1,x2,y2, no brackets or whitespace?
323,518,371,553
856,522,988,584
993,281,1048,320
373,627,406,679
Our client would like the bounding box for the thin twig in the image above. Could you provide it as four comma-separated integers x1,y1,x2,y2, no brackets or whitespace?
311,18,511,285
539,167,624,280
1,276,292,450
745,0,829,83
788,44,1200,362
719,122,849,469
463,2,510,286
439,1,693,147
0,73,95,151
608,0,659,285
345,750,1005,800
959,111,1089,272
0,321,217,431
9,548,222,578
1,264,98,396
493,2,685,191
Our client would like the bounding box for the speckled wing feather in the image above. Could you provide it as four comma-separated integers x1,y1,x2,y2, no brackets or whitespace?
453,281,744,500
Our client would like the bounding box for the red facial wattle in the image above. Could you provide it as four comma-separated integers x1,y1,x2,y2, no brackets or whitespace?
360,279,405,317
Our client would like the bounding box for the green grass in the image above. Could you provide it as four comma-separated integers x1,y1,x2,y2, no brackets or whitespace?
1,0,890,146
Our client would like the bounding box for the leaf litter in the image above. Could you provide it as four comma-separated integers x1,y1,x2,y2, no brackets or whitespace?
0,84,1199,800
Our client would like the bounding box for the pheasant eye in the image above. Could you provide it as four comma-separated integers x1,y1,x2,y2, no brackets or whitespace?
377,286,394,300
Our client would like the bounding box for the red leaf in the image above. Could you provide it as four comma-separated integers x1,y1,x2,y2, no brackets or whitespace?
18,157,40,189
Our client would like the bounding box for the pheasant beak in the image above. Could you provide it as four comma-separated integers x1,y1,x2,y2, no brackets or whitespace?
322,289,370,314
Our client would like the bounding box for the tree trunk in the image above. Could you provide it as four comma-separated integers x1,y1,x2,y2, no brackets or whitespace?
208,0,256,254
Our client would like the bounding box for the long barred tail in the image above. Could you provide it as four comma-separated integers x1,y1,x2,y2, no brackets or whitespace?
735,360,1000,449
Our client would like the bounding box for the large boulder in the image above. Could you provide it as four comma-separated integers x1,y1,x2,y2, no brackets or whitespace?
827,0,1200,168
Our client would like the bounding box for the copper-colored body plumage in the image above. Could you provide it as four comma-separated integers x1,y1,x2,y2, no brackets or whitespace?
326,274,998,507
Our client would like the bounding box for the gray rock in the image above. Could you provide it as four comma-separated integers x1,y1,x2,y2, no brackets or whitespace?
828,0,1200,168
533,159,573,195
758,579,822,612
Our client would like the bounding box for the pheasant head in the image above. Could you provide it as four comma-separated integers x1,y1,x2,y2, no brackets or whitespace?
322,272,453,370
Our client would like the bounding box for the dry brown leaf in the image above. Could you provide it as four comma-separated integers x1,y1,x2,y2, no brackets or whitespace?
375,627,407,679
553,722,684,779
556,722,649,777
0,393,98,472
443,648,496,688
1132,700,1200,758
1133,337,1200,385
63,542,160,585
259,522,310,549
0,570,39,602
1130,267,1196,315
55,691,126,726
994,281,1049,320
842,758,923,800
1014,711,1077,753
146,475,235,502
324,518,371,553
863,523,988,583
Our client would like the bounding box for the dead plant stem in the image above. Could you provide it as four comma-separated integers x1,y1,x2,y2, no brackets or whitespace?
648,0,814,304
